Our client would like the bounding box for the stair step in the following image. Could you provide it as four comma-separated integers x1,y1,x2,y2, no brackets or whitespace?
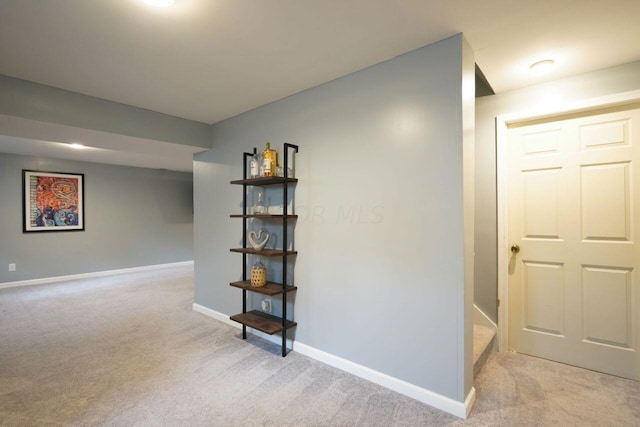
473,324,496,378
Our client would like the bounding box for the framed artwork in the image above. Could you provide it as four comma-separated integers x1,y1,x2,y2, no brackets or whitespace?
23,170,85,233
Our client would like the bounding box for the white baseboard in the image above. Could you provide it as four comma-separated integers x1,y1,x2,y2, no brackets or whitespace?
473,304,498,330
294,340,475,419
192,303,474,419
0,261,194,289
192,303,240,328
464,387,477,418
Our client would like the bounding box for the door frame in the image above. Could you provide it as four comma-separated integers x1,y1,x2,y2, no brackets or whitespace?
496,89,640,352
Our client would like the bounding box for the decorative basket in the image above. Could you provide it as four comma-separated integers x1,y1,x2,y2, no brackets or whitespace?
251,265,267,287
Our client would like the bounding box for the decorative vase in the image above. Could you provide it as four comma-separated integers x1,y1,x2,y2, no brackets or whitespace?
248,229,269,251
251,258,267,287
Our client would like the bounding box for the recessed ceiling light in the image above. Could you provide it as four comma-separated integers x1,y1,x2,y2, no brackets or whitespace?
69,143,86,150
142,0,174,7
529,59,555,75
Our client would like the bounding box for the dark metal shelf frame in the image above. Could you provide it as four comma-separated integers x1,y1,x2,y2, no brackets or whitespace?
229,143,299,356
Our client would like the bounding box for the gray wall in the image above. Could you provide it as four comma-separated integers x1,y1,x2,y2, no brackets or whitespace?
474,60,640,322
194,34,474,401
0,153,194,283
0,74,211,147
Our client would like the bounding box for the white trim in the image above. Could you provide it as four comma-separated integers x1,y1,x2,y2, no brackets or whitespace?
294,341,475,419
192,303,474,419
464,386,477,418
193,303,242,327
473,304,497,331
496,89,640,354
0,261,194,289
496,114,509,353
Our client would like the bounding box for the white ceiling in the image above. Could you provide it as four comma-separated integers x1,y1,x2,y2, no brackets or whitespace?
1,0,639,170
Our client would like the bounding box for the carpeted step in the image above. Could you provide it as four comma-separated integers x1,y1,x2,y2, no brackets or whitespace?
473,324,496,378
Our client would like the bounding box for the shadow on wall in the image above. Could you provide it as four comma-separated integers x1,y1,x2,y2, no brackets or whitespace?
150,172,194,225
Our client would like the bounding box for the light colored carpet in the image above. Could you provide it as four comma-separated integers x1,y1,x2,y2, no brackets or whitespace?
472,325,495,365
472,324,495,378
1,265,639,426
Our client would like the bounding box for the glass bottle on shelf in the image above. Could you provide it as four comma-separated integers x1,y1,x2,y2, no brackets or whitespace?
253,192,265,215
262,142,278,177
249,151,260,179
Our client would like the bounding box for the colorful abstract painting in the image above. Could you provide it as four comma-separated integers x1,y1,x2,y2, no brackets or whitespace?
23,170,84,232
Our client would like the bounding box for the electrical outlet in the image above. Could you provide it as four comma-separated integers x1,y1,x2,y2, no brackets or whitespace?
261,298,271,313
8,263,16,272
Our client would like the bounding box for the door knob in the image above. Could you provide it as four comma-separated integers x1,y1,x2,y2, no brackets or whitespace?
510,244,520,254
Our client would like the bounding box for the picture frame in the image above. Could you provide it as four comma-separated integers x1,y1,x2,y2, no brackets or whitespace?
23,170,85,233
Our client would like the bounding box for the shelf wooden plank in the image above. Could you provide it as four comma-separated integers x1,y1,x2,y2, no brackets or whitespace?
230,177,298,186
230,281,297,295
230,248,297,256
230,310,297,335
230,214,298,219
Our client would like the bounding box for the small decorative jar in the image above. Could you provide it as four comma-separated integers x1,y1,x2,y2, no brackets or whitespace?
250,258,267,287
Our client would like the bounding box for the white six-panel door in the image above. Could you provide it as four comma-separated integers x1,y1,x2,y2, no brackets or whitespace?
508,104,640,380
